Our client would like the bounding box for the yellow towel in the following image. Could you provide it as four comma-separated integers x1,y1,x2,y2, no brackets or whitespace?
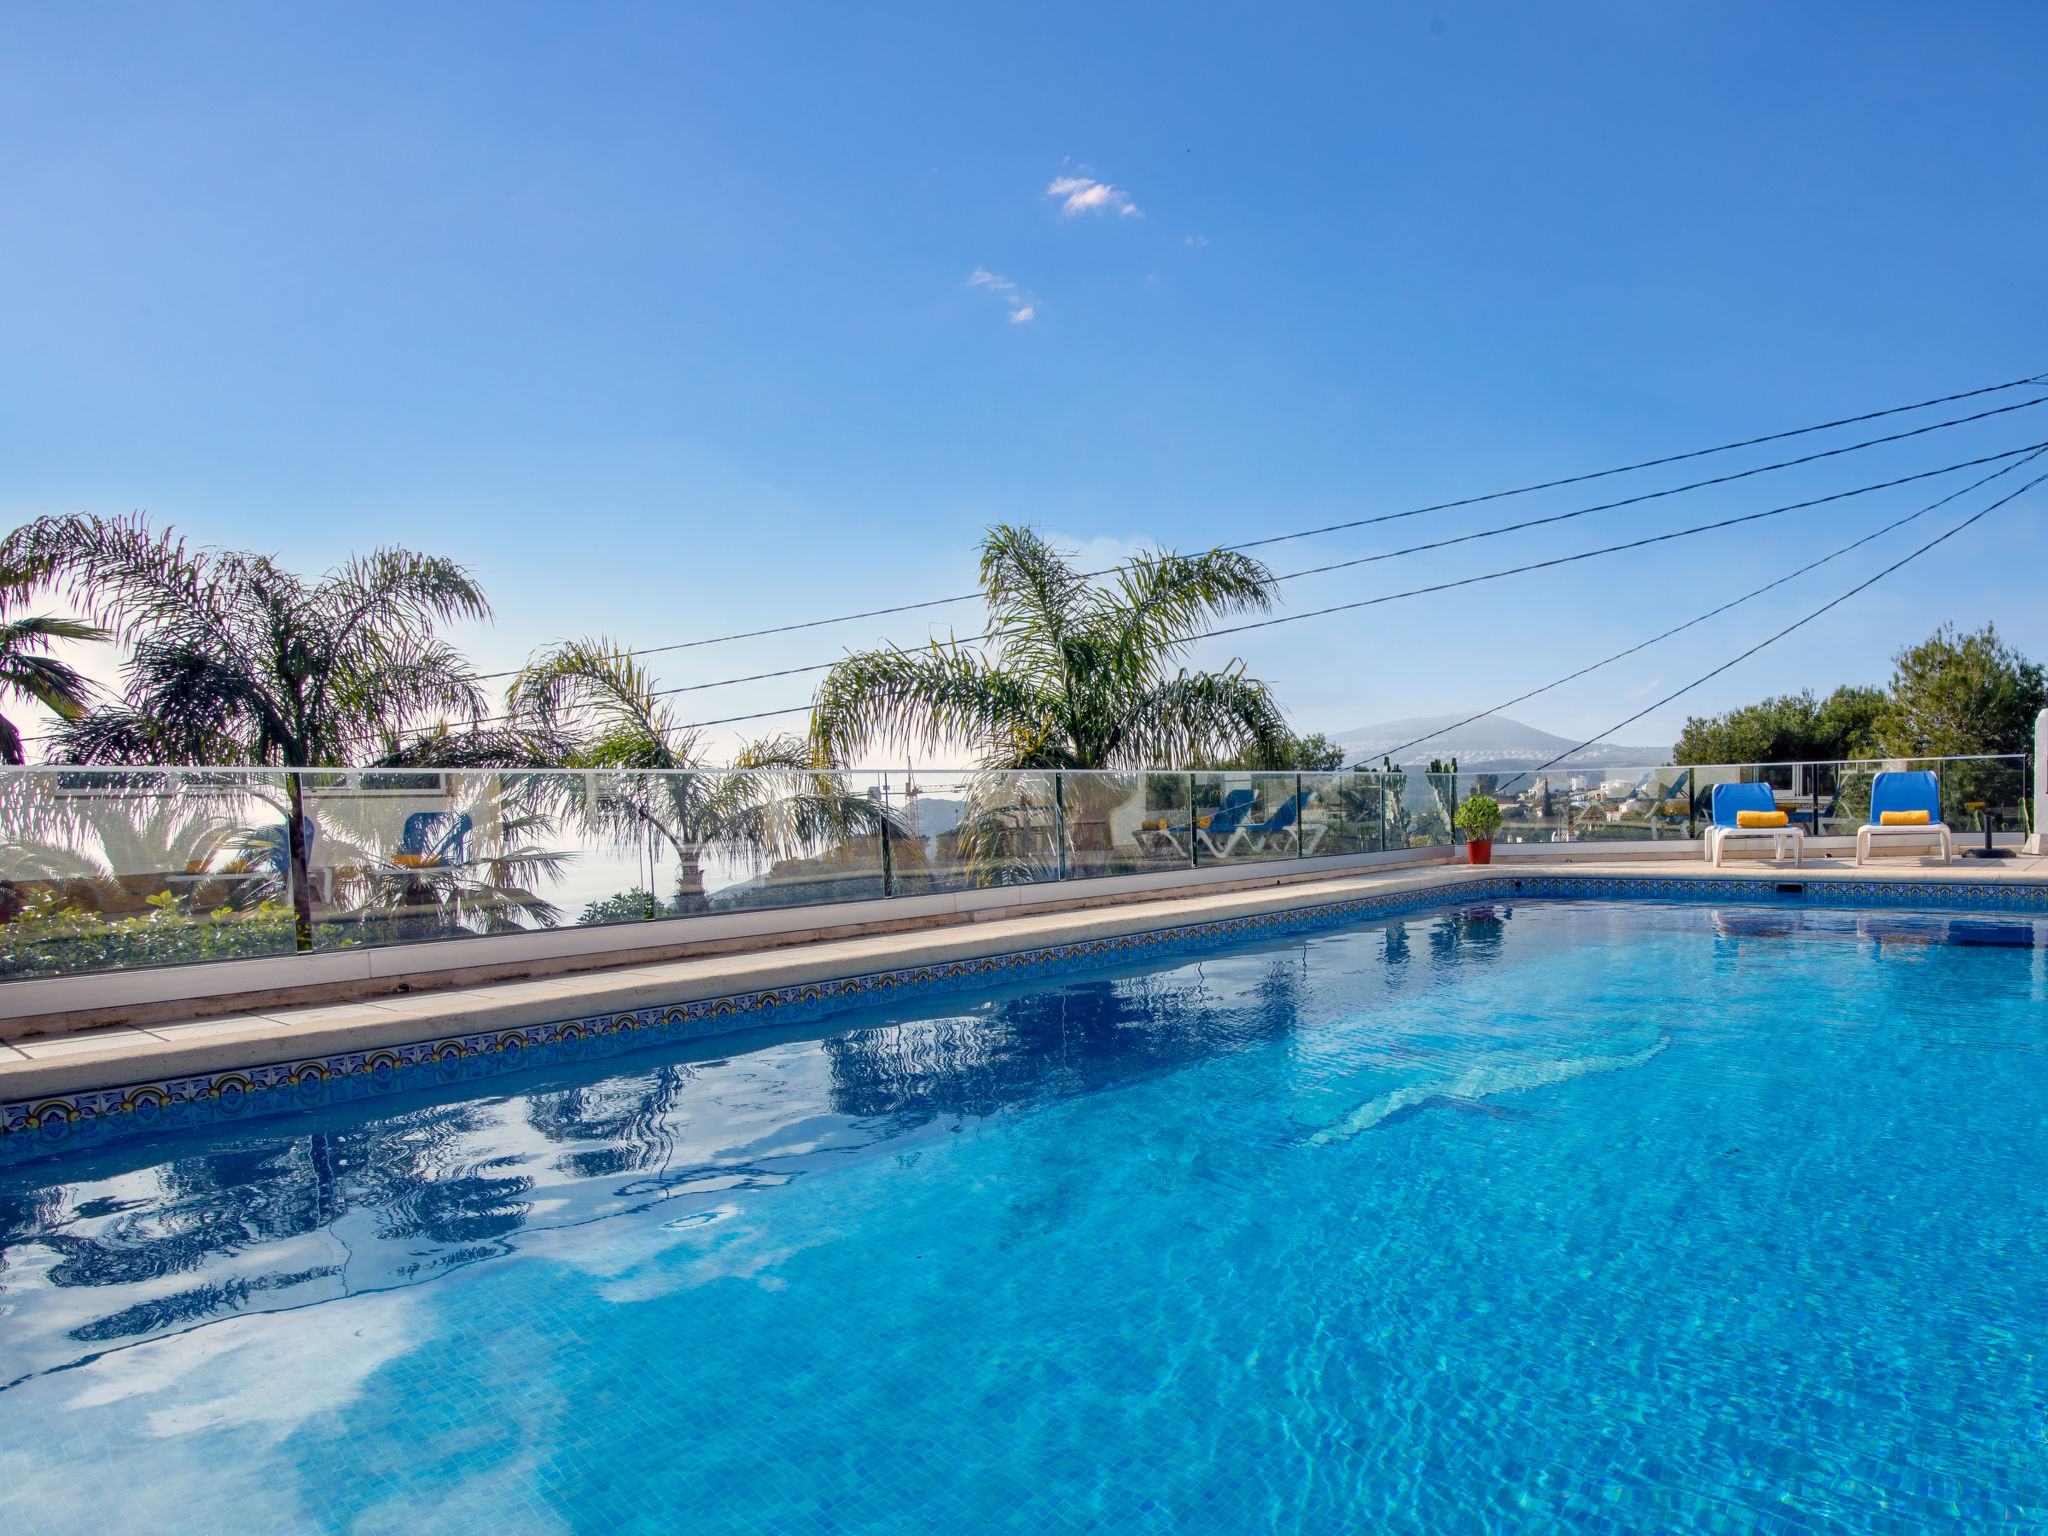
1879,809,1931,826
1736,810,1788,828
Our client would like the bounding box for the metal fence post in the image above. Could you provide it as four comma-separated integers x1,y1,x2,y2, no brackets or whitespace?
878,775,894,899
1189,772,1199,868
1055,772,1068,881
285,769,314,954
1295,772,1304,860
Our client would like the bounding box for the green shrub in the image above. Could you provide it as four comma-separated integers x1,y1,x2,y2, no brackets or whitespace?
580,888,662,924
0,891,302,979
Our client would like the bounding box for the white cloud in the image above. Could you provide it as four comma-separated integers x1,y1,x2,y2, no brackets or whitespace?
1185,234,1208,247
1047,174,1141,218
968,267,1036,323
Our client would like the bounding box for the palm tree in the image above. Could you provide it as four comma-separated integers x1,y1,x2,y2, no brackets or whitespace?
811,526,1288,875
810,525,1286,769
6,513,492,945
507,638,895,912
0,555,108,765
7,513,491,767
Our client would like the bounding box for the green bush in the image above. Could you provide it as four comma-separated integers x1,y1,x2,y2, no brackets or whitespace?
0,891,302,979
580,888,662,924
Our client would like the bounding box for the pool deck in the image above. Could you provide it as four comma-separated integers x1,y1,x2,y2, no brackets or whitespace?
4,848,2045,1104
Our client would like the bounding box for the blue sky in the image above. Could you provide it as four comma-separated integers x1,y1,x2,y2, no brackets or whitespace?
4,2,2046,761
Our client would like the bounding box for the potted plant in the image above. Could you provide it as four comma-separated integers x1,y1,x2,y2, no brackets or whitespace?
1456,793,1502,864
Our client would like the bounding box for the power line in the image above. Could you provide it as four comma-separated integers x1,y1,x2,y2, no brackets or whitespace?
74,435,2036,750
650,438,2048,738
490,429,2048,708
1232,371,2048,553
1272,396,2048,584
1519,466,2048,776
1198,441,2048,643
1368,447,2048,764
666,705,815,731
469,371,2047,679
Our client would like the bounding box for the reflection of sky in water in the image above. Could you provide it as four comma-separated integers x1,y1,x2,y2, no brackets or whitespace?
3,902,2046,1533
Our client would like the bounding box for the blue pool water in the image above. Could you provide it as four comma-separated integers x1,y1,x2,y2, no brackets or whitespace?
3,900,2047,1533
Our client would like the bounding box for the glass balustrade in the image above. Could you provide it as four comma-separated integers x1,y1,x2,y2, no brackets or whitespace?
0,754,2026,981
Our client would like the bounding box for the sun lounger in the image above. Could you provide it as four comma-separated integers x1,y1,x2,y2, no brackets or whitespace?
1703,782,1803,868
1855,771,1951,866
1195,789,1258,859
1220,790,1308,857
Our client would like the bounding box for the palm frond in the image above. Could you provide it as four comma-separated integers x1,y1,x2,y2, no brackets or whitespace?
811,643,1053,765
978,525,1089,675
5,513,217,642
507,638,697,769
1112,667,1287,768
1100,548,1277,668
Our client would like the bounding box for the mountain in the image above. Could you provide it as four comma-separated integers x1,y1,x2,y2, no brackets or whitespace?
1327,713,1668,771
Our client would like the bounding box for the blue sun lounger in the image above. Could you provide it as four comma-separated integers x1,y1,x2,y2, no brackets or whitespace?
1220,789,1308,857
1856,770,1951,866
1195,789,1258,859
1703,782,1803,868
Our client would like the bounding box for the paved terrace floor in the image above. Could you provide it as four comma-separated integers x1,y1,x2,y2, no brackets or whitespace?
5,848,2045,1103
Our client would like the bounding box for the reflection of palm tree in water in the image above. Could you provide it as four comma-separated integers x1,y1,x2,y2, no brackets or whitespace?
522,1065,696,1182
15,1104,535,1346
9,954,1325,1354
823,958,1312,1127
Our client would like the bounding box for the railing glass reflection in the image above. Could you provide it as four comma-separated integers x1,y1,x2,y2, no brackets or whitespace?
0,755,2024,981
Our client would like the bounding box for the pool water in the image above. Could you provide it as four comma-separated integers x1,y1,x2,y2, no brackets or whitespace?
4,900,2048,1533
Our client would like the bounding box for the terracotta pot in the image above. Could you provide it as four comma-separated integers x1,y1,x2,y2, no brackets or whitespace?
1467,839,1493,865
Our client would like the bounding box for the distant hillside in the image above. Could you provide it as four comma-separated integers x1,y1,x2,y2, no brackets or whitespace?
1329,713,1668,771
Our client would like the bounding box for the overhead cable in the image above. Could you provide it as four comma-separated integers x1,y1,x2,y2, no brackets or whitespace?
1231,372,2047,552
1368,447,2048,764
1271,396,2048,584
1519,467,2048,776
501,432,2048,704
470,372,2047,678
452,434,2048,733
649,439,2048,737
1192,442,2048,642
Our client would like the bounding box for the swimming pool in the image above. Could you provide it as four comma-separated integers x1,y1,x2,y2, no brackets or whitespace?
3,899,2045,1532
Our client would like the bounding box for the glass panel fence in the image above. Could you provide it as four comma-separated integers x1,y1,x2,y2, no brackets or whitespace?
0,769,301,980
1185,772,1305,866
0,755,2027,981
886,771,1061,892
1301,771,1387,856
1064,771,1193,880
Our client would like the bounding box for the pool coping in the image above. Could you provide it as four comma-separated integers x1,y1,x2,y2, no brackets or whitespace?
6,857,2047,1163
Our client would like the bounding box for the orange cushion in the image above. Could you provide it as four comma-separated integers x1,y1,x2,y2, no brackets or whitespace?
1736,810,1789,828
1879,809,1931,826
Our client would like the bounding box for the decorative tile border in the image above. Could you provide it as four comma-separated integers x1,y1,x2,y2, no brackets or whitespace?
5,870,2045,1166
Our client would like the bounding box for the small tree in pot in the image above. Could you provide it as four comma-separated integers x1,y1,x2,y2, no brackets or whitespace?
1456,793,1502,864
